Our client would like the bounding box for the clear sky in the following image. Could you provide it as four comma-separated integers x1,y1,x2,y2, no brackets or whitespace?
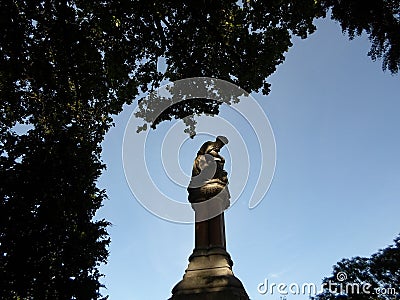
96,16,400,300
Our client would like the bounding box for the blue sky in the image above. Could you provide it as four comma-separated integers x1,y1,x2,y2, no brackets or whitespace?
96,16,400,300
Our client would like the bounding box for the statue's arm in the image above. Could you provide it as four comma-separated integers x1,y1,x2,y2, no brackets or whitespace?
198,141,212,155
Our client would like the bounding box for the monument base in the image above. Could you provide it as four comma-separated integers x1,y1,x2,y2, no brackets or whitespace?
169,247,249,300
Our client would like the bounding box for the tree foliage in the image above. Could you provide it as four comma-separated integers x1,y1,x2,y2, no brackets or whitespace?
0,0,399,299
132,0,400,130
132,0,326,129
314,235,400,300
322,0,400,74
0,0,125,298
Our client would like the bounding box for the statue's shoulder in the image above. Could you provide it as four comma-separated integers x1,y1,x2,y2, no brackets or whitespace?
198,140,214,155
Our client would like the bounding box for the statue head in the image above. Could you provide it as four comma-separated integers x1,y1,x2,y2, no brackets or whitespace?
216,136,229,146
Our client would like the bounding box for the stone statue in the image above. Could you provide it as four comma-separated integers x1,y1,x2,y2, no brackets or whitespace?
187,136,230,208
187,136,230,249
169,135,250,299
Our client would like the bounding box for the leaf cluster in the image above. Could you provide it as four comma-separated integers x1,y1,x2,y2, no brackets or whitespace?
321,0,400,73
132,0,325,129
315,234,400,300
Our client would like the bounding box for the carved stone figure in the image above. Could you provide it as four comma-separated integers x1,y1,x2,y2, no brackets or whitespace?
187,136,230,207
187,136,230,249
169,135,249,299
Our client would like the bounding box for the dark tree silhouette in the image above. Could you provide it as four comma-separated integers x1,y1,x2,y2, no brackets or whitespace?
314,235,400,300
1,0,399,299
322,0,400,74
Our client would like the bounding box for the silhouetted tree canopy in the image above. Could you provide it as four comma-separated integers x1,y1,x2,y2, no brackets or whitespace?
323,0,400,74
1,0,399,299
314,234,400,300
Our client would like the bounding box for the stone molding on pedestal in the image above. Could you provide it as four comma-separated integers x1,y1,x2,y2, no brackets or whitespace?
169,247,249,300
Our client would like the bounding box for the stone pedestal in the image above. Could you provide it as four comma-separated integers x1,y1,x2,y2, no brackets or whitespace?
169,203,249,299
169,247,249,300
